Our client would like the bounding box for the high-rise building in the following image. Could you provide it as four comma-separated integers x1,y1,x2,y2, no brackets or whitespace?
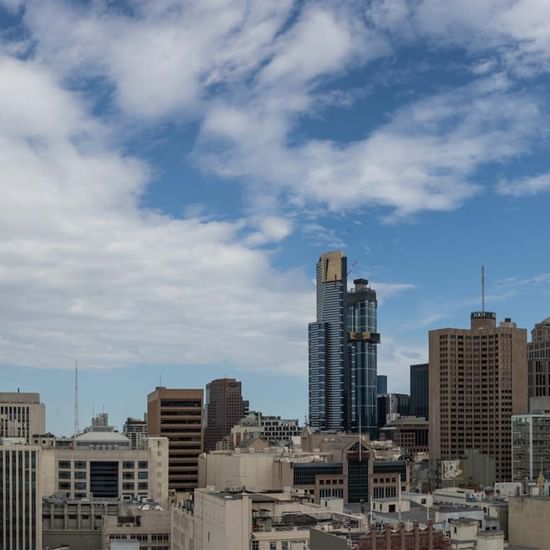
308,251,379,435
147,387,203,492
376,375,387,395
409,363,429,419
512,412,550,481
0,392,45,442
528,317,550,398
204,378,247,452
429,312,528,482
0,439,42,550
124,416,148,449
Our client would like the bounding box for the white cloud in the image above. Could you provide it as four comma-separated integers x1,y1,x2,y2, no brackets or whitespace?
0,53,314,375
497,173,550,197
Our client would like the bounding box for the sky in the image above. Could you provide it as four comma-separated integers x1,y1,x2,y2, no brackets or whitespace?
1,0,550,436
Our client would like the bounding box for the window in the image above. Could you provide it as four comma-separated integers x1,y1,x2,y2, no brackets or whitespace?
138,482,148,490
123,471,134,480
123,482,134,491
58,461,70,469
138,461,148,469
58,471,70,480
75,471,86,479
270,543,277,550
75,482,87,490
252,542,259,550
75,461,87,469
123,461,135,469
58,482,70,490
138,471,148,479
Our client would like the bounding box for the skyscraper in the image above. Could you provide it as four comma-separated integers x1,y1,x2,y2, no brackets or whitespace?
409,363,429,419
376,375,387,395
429,312,528,482
0,439,42,549
308,251,379,436
528,317,550,398
204,378,247,451
147,387,203,492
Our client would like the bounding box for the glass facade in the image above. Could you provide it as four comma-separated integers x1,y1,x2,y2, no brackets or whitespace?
308,253,379,434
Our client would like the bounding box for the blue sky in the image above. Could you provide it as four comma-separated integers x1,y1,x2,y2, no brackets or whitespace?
1,0,550,436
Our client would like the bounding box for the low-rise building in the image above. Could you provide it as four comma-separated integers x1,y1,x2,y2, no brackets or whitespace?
379,416,429,456
172,488,365,550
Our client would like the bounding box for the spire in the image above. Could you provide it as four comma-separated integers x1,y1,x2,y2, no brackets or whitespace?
74,360,80,436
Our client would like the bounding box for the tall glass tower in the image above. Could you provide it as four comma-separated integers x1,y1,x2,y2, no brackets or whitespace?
308,251,379,435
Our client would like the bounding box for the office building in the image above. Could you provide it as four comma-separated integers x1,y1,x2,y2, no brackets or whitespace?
124,416,148,450
380,416,429,456
308,251,379,435
40,435,169,506
147,387,203,492
226,411,300,449
0,439,42,550
0,392,45,442
409,363,429,419
377,393,410,429
528,317,550,398
376,374,387,395
429,312,528,482
512,412,550,481
204,378,247,452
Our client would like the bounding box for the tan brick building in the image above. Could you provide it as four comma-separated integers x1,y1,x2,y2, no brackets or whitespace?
147,387,203,492
429,312,528,482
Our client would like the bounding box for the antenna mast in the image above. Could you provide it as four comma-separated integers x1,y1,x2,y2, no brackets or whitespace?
481,265,485,313
74,360,80,436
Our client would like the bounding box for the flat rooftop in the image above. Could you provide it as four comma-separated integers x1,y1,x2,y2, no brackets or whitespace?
0,392,40,403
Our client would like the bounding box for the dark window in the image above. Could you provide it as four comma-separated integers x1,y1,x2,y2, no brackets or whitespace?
90,461,119,498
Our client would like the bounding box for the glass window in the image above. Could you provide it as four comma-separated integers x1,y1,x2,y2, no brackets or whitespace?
75,471,86,479
122,461,135,469
138,461,148,469
138,482,148,491
75,482,86,490
74,461,87,470
138,471,148,479
123,471,134,480
58,482,70,490
123,482,134,491
58,471,70,480
58,461,70,469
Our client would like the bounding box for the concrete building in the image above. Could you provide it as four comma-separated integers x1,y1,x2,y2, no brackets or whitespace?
42,498,170,550
0,438,42,550
429,312,528,482
309,252,379,436
508,496,550,549
512,412,550,481
199,436,410,506
376,375,387,395
226,411,300,449
528,317,550,398
380,416,429,456
147,387,203,492
0,391,46,442
410,363,429,419
39,435,169,506
172,488,365,550
123,417,148,450
204,378,248,452
448,518,504,550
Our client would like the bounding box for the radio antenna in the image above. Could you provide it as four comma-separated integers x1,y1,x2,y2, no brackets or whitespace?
481,265,485,313
74,360,80,436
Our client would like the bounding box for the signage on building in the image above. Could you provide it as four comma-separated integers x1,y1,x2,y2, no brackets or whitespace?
441,459,464,481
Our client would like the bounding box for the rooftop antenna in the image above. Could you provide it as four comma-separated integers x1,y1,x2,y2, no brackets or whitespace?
481,265,485,313
74,360,80,436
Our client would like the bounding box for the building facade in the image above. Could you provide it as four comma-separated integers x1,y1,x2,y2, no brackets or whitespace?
204,378,247,452
409,363,429,419
40,436,169,506
376,375,387,395
429,312,528,482
380,417,429,457
512,413,550,481
123,416,148,450
227,411,300,449
147,387,203,492
0,439,42,550
308,252,379,435
0,392,45,442
528,317,550,398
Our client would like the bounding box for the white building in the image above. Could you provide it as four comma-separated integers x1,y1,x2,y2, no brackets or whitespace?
0,392,46,442
172,488,365,550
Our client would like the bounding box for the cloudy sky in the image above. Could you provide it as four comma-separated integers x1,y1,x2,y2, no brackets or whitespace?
1,0,550,435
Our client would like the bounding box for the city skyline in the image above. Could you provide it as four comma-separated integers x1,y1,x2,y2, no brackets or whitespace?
1,1,550,437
